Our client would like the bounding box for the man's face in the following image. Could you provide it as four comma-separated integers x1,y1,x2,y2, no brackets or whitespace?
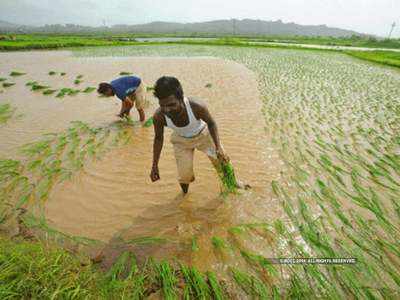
159,95,184,119
104,88,114,97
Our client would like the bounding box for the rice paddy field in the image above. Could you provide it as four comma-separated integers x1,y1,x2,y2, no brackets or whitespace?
1,44,400,298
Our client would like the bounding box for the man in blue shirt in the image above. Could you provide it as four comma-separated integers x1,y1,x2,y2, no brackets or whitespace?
97,76,146,121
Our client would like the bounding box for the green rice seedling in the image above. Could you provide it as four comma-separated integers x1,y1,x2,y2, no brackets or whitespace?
240,250,278,287
48,71,57,75
105,251,131,281
25,81,38,86
0,78,6,82
211,236,228,250
211,236,232,262
76,74,84,79
0,103,16,124
56,91,66,98
56,87,72,98
119,71,132,75
20,140,52,158
31,84,49,91
180,264,210,299
146,86,154,92
74,79,82,85
231,267,269,299
42,89,57,95
60,72,66,76
155,260,178,300
143,116,154,127
228,225,246,236
101,253,145,299
218,161,238,194
67,89,80,95
9,71,26,76
2,82,15,88
53,134,68,155
82,87,96,93
126,236,168,245
205,83,212,88
191,235,199,252
206,271,226,300
27,159,43,172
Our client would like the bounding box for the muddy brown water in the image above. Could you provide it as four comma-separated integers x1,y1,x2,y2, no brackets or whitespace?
0,51,284,273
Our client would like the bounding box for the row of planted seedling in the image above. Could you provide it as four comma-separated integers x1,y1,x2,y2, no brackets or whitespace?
0,119,135,233
236,48,400,297
1,70,142,98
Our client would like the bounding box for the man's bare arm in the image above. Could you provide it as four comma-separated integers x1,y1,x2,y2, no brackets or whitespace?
150,110,165,181
192,101,221,149
191,100,228,162
118,97,134,117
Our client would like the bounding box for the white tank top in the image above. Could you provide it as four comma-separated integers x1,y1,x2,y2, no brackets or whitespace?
165,97,206,138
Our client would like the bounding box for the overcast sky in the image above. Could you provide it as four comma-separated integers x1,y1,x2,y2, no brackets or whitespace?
0,0,399,37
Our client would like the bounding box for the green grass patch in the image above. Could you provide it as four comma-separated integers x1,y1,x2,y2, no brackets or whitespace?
345,50,400,69
0,237,98,299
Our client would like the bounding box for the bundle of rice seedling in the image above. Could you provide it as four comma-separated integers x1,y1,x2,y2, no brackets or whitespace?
31,84,49,91
82,87,96,93
25,81,38,86
143,117,153,127
119,71,132,75
218,161,238,194
43,89,57,95
9,71,26,76
2,82,15,88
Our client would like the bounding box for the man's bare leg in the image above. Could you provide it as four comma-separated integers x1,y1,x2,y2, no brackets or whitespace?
137,108,145,122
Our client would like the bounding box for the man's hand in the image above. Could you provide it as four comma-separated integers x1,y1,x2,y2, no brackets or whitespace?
216,147,230,163
150,165,160,182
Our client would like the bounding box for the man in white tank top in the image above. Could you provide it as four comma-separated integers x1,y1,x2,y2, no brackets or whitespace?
149,76,229,194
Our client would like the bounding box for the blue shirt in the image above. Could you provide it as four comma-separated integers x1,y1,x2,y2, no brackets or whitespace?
110,76,141,101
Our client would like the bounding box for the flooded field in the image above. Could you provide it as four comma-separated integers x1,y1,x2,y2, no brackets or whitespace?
1,45,400,298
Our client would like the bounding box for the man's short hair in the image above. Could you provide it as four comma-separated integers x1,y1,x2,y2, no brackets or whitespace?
153,76,183,101
97,82,113,95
